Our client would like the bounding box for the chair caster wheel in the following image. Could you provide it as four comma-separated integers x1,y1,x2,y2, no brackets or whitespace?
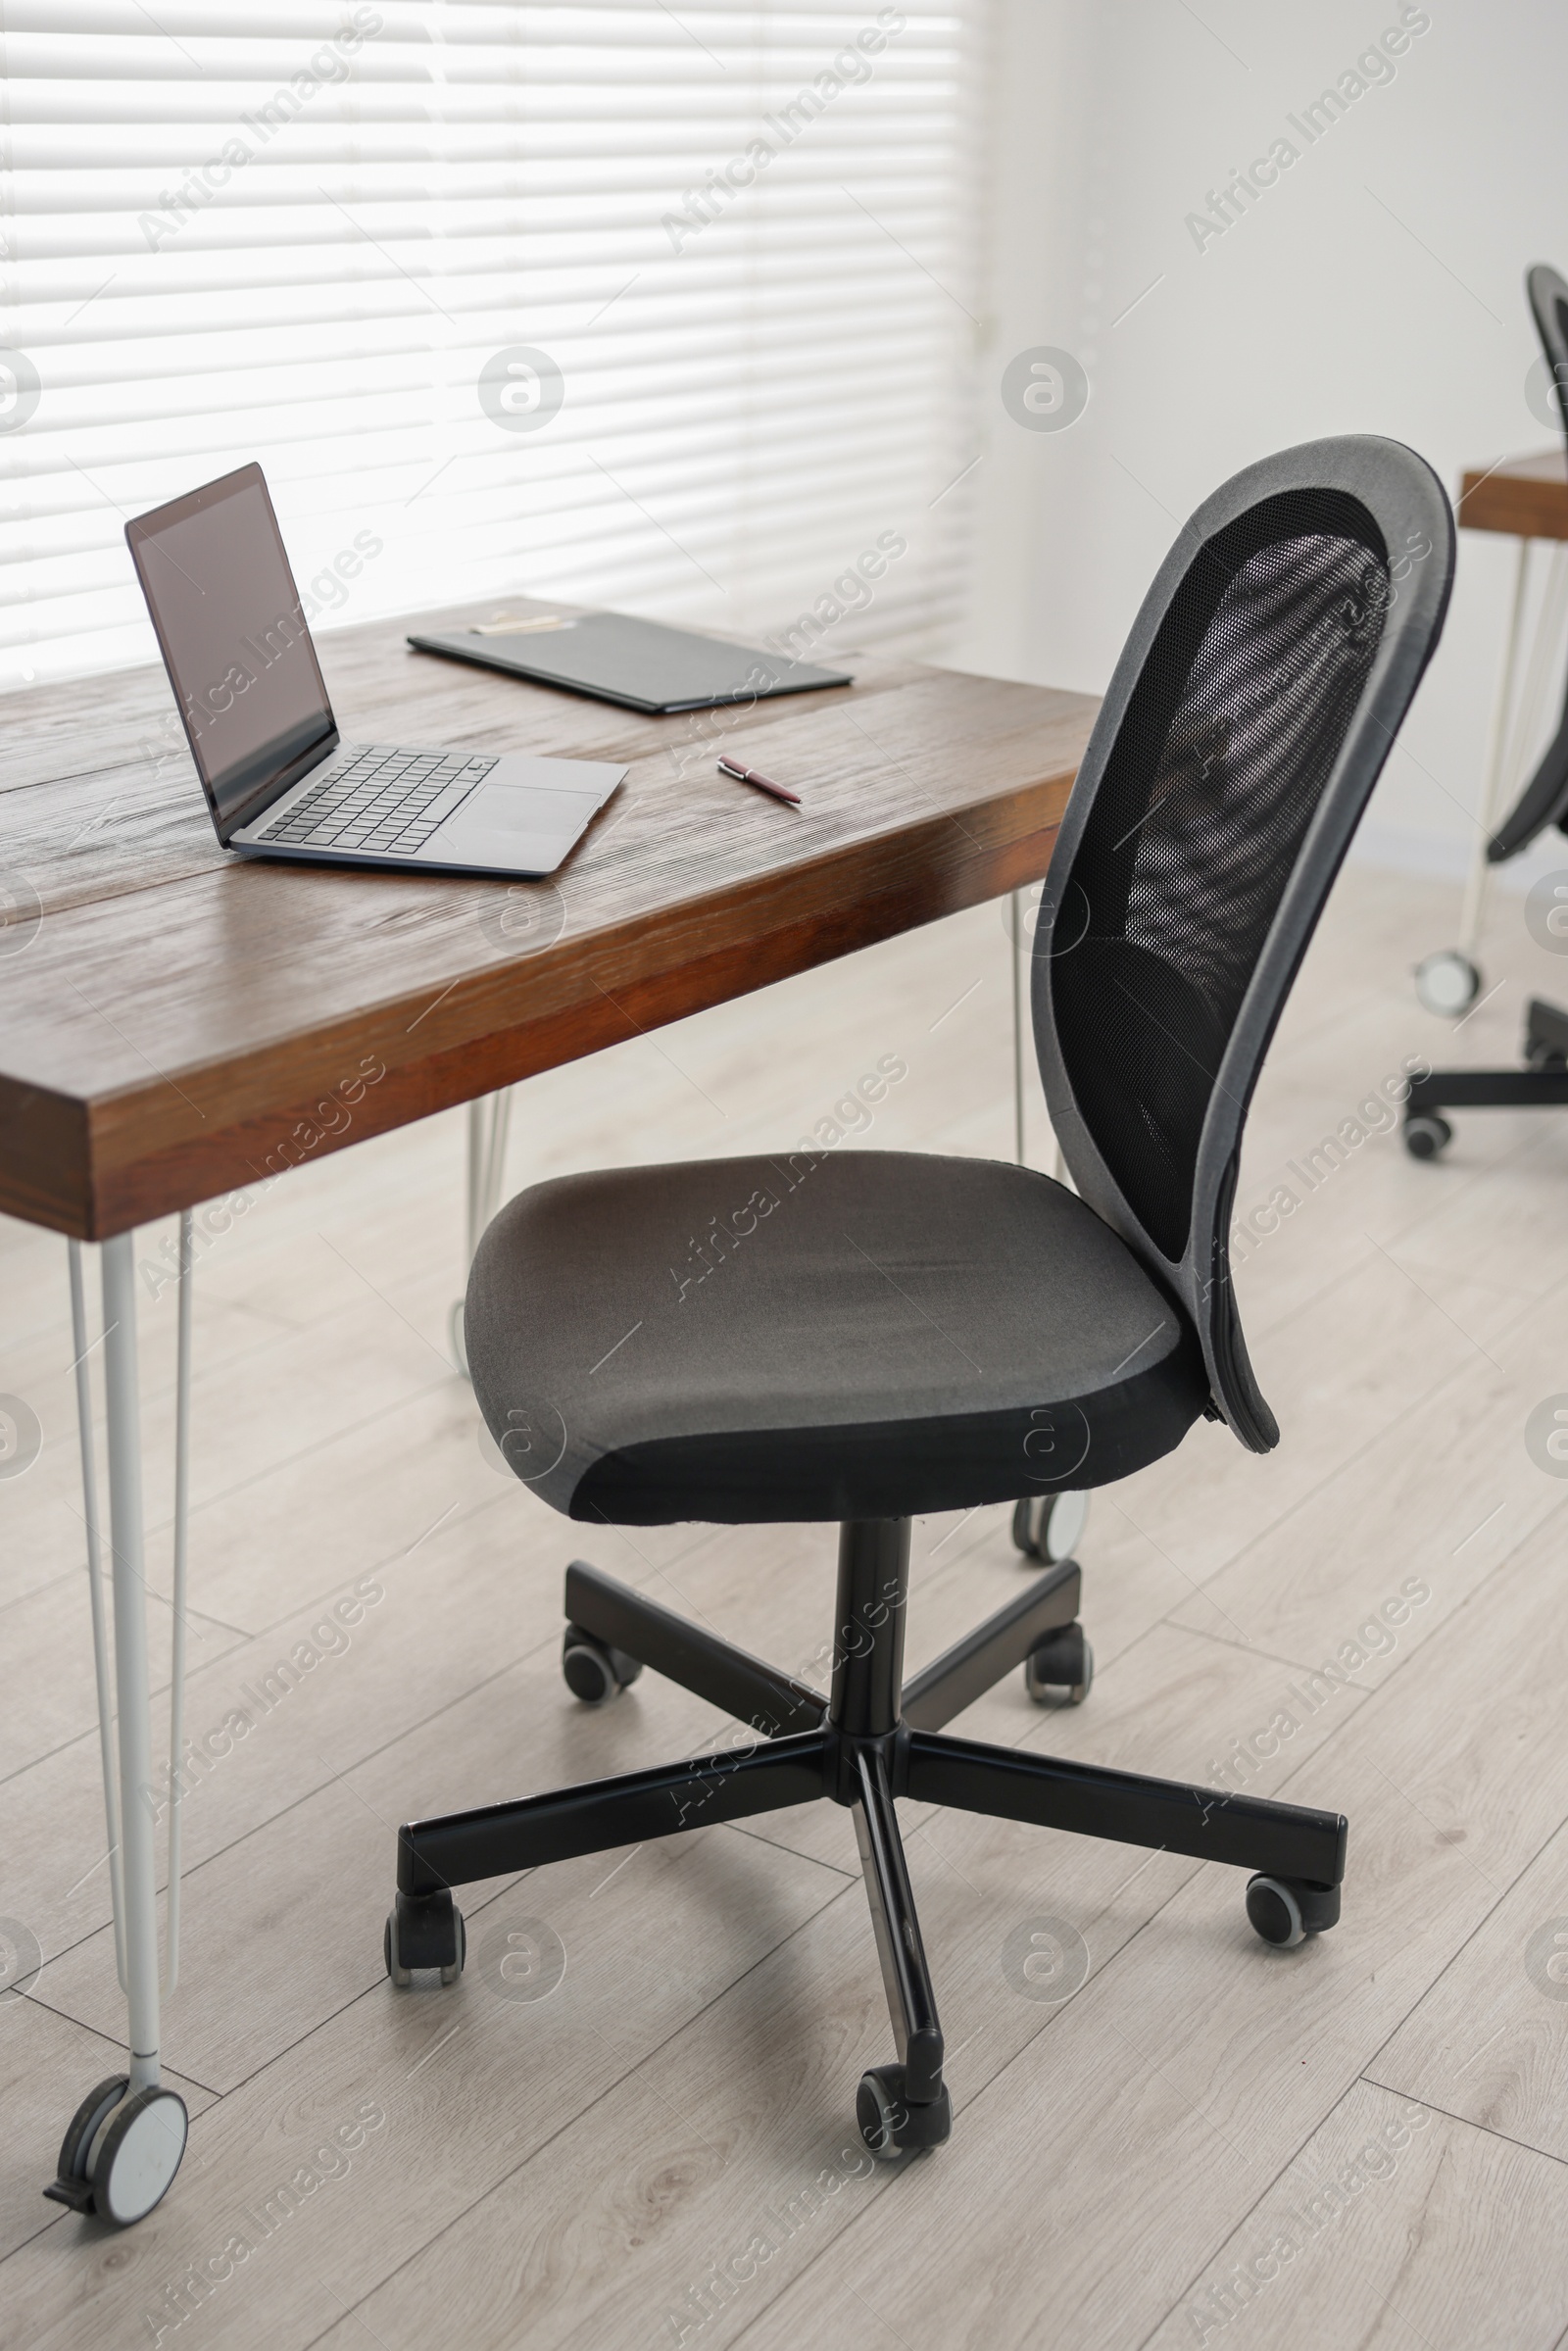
1024,1623,1093,1705
1246,1875,1340,1950
1010,1491,1089,1565
384,1913,411,1988
562,1624,643,1705
385,1890,466,1986
448,1298,469,1379
44,2078,188,2225
1402,1112,1452,1161
856,2066,953,2161
1414,950,1480,1016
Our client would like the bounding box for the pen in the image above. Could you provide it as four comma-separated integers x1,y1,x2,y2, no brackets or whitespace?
716,755,801,807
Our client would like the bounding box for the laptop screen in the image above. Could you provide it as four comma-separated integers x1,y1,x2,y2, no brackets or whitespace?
125,465,336,841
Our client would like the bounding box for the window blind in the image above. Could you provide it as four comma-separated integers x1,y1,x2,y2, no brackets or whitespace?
0,1,987,691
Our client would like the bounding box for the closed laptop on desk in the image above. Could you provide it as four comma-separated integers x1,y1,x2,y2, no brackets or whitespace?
409,610,853,714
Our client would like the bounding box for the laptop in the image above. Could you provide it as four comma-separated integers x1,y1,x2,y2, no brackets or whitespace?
125,464,626,876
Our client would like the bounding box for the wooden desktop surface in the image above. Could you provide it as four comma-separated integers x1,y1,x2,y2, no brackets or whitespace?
0,603,1098,1241
1457,448,1568,540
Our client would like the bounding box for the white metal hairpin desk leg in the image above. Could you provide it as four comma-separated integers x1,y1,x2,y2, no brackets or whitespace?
47,1230,190,2227
450,1087,514,1379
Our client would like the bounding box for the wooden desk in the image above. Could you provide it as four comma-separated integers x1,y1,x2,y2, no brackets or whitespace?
1458,447,1568,540
0,604,1096,2222
0,607,1095,1241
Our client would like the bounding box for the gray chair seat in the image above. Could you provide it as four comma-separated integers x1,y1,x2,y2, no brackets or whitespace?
466,1150,1207,1525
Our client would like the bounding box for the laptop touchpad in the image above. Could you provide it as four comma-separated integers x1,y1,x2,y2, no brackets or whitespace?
419,778,605,877
458,782,595,833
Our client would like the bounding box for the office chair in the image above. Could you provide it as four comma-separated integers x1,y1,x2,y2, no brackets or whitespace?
386,437,1454,2159
1405,263,1568,1157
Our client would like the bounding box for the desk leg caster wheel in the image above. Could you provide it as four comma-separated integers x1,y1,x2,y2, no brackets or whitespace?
1414,951,1480,1016
386,1890,466,1987
856,2066,953,2161
1010,1492,1088,1566
1403,1113,1452,1161
563,1625,643,1705
45,2078,188,2225
1024,1624,1093,1706
1246,1875,1340,1950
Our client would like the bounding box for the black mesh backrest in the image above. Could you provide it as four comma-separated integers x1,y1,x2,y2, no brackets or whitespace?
1035,440,1453,1454
1053,491,1389,1263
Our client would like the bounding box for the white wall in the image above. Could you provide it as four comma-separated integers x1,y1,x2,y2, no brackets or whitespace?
962,0,1568,903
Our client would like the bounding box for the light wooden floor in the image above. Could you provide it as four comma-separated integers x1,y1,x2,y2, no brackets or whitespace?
4,860,1568,2349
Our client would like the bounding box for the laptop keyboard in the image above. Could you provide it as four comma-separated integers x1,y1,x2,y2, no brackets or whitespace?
262,745,498,856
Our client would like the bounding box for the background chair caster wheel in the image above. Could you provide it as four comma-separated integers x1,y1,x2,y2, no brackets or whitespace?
856,2066,953,2160
1024,1623,1093,1706
448,1298,469,1379
45,2079,188,2225
1246,1874,1341,1950
1402,1112,1452,1161
1010,1491,1088,1566
1525,1000,1568,1070
562,1624,643,1705
1414,949,1480,1016
385,1889,466,1986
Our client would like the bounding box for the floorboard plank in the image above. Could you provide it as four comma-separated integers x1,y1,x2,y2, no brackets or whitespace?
1369,1811,1568,2165
1142,2081,1568,2351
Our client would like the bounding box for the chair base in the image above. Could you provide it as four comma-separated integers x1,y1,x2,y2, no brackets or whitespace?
390,1521,1348,2157
1404,997,1568,1159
